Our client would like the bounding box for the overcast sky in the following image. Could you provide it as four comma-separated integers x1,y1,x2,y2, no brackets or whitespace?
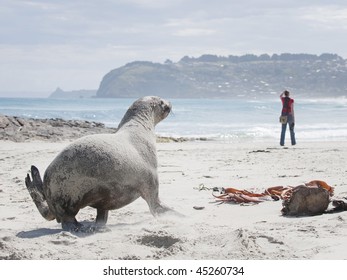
1,0,347,97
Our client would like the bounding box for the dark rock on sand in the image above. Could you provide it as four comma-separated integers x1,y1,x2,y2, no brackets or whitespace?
0,114,189,143
0,114,116,142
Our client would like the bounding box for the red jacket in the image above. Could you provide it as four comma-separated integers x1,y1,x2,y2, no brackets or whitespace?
281,97,294,115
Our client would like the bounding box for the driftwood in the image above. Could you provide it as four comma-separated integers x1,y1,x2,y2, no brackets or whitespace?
281,185,330,216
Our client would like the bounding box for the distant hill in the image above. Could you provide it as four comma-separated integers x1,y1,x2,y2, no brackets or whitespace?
49,87,97,99
96,53,347,98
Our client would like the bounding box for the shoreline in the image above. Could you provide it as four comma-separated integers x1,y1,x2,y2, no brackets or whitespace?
2,114,346,144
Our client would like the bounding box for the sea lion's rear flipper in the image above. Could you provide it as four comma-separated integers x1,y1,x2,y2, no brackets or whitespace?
30,165,44,195
25,165,55,221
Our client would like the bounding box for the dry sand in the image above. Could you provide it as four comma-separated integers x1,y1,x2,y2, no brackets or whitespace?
1,139,347,260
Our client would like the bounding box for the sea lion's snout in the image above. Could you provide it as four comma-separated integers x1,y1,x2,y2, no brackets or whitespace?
163,101,172,114
155,97,171,115
161,100,172,121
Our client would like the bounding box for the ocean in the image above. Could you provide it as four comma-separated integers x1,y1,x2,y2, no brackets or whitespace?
1,97,347,142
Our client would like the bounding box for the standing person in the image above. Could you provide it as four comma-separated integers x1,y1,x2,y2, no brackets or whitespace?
279,90,296,146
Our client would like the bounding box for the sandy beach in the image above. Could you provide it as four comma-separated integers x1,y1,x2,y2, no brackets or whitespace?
1,132,347,260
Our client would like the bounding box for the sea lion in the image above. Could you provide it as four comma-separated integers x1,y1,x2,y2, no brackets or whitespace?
25,96,172,232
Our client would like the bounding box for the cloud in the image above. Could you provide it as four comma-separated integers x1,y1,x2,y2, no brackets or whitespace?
300,6,347,30
173,28,217,37
1,0,347,94
117,0,186,9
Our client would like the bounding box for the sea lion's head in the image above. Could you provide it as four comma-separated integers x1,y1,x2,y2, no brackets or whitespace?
146,96,171,125
118,96,171,129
